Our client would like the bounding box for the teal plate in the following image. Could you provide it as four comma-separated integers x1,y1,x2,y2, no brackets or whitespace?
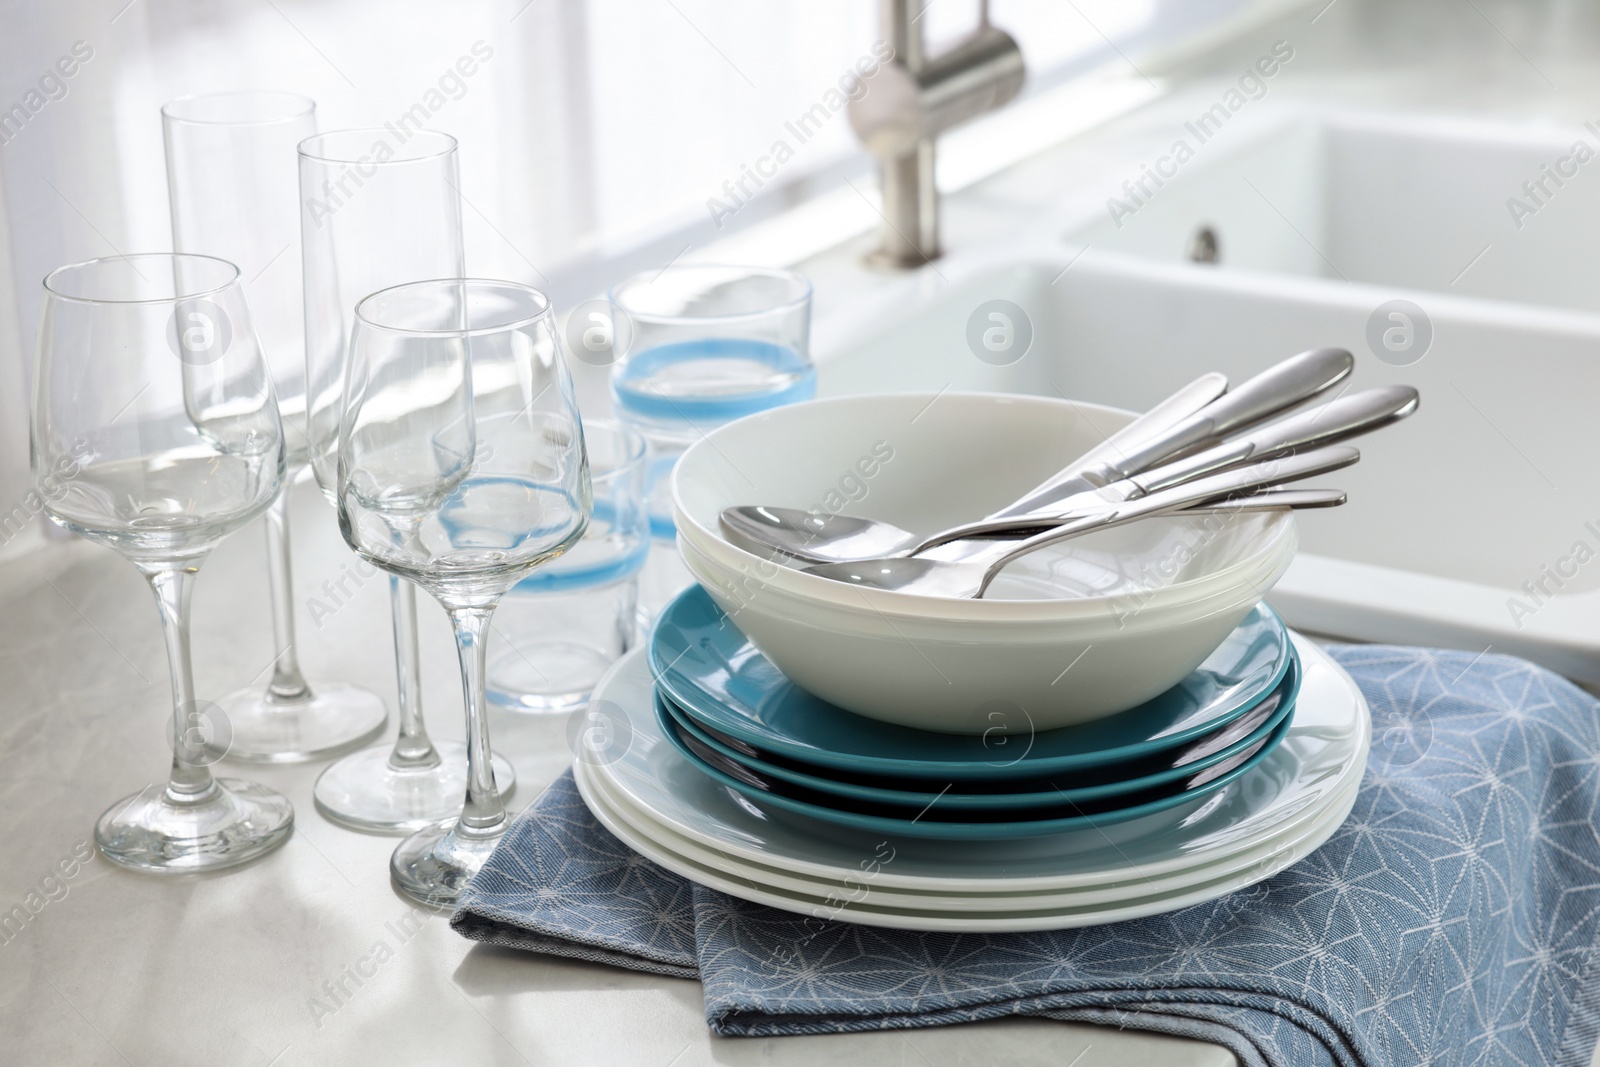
653,691,1295,841
655,649,1299,812
648,584,1293,782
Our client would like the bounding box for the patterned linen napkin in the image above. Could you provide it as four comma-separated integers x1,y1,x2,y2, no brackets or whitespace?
451,645,1600,1067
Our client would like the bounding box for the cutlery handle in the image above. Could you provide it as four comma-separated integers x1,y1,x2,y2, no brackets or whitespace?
973,443,1360,593
1186,487,1346,512
1128,385,1418,495
1108,347,1355,478
915,386,1403,554
990,372,1227,518
971,488,1346,595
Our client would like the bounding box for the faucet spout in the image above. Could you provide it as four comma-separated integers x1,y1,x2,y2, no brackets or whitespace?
849,0,1025,268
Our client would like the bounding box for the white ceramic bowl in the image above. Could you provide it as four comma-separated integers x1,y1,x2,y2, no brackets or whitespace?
672,392,1298,733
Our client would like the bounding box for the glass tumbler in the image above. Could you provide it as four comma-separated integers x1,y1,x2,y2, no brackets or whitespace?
488,419,648,712
606,265,813,614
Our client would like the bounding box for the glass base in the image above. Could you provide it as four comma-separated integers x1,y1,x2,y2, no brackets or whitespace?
390,818,504,908
211,680,388,763
313,741,516,835
95,778,294,873
488,641,615,714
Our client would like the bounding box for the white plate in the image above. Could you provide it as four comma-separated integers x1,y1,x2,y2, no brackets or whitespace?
581,759,1361,913
578,755,1363,931
580,632,1369,894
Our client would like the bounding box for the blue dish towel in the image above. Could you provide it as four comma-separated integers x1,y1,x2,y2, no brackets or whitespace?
451,645,1600,1066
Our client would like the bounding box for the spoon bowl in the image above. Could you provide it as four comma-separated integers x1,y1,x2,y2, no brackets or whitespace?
721,505,919,561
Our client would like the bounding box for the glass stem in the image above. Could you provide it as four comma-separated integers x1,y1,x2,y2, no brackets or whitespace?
263,483,313,703
446,605,506,837
387,577,440,769
141,563,218,803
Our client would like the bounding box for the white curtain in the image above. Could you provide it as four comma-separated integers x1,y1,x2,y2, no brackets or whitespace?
0,0,1260,558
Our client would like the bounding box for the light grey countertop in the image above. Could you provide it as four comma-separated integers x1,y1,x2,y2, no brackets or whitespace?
0,480,1234,1067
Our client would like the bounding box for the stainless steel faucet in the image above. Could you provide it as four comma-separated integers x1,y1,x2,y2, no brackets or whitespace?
848,0,1025,268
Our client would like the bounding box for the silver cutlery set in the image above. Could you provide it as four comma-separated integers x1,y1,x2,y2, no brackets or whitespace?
722,346,1419,587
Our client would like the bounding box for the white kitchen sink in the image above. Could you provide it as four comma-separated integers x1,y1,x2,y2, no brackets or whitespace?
1068,107,1600,316
808,107,1600,680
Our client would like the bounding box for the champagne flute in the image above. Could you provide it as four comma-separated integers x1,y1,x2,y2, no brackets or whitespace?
32,253,294,871
299,128,515,832
338,278,589,904
162,92,387,761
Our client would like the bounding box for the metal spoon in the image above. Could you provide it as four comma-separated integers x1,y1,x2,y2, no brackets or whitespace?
799,444,1358,598
725,385,1412,565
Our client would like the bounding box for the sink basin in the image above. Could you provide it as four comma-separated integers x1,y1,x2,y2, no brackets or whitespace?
809,108,1600,680
1067,107,1600,316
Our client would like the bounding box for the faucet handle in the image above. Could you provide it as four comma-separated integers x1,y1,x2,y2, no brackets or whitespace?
850,21,1024,158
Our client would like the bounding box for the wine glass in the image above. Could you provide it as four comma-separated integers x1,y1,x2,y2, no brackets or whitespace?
337,278,590,904
162,91,387,762
299,128,515,833
32,253,293,871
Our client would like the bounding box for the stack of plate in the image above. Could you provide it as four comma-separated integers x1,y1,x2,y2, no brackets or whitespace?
574,586,1370,932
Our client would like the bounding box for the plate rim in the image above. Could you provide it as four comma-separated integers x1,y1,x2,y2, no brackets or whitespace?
656,652,1301,810
582,633,1371,890
575,755,1363,932
653,689,1296,839
579,756,1362,911
649,587,1294,780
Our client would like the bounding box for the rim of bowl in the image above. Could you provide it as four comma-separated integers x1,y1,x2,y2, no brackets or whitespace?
676,503,1297,620
677,520,1296,627
671,391,1300,621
